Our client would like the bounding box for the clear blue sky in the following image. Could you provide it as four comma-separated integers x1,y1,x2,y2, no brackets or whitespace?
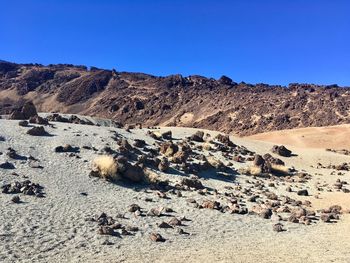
1,0,349,85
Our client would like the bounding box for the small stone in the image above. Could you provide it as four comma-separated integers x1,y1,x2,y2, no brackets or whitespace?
158,221,172,228
128,204,141,212
98,226,116,236
168,217,182,226
149,233,165,242
273,223,285,232
11,195,21,203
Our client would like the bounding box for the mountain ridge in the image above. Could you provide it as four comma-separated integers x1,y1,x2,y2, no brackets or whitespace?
1,60,349,136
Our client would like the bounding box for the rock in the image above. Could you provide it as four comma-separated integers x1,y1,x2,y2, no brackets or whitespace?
1,180,45,197
158,158,170,172
158,221,172,228
0,161,15,169
320,213,331,223
263,153,285,166
11,195,21,203
98,226,116,236
55,144,79,153
6,148,21,159
149,233,165,242
128,204,141,212
328,205,342,214
266,192,278,200
291,208,306,218
288,215,299,223
168,217,182,226
26,126,47,136
18,120,28,127
273,223,285,232
189,131,204,142
252,154,271,173
29,115,49,125
297,189,309,196
271,145,292,157
21,101,38,119
161,131,172,140
176,228,189,235
9,110,25,120
121,163,145,182
125,226,139,232
180,178,204,190
159,142,178,157
260,208,273,219
215,134,235,147
218,75,233,85
133,139,146,148
147,207,163,217
201,200,221,210
253,154,265,166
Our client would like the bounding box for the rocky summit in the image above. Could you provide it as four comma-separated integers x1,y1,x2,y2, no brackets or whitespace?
1,60,349,136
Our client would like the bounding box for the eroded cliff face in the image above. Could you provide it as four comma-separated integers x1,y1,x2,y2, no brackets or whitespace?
1,60,349,135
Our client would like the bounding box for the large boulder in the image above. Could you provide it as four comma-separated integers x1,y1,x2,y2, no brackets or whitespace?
9,101,38,120
22,101,38,119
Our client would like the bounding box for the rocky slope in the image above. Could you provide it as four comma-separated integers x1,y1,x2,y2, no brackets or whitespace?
1,60,350,136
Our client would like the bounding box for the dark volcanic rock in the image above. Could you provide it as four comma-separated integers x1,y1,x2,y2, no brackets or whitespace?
1,62,350,136
26,126,48,136
271,145,292,157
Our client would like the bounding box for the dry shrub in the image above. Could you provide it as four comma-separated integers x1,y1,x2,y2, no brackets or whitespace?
271,164,290,176
92,155,120,181
240,165,262,176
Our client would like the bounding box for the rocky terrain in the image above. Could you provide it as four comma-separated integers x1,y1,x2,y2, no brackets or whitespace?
1,103,350,262
1,60,350,136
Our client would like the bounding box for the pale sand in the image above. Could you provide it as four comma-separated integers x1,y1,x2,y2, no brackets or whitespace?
1,120,350,263
247,124,350,149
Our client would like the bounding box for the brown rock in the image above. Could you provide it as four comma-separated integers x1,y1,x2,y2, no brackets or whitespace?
149,233,165,242
26,126,47,136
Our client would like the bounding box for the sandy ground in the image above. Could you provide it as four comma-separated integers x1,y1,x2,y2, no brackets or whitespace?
247,124,350,149
1,120,350,263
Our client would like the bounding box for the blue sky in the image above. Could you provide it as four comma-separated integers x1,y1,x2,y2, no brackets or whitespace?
1,0,349,85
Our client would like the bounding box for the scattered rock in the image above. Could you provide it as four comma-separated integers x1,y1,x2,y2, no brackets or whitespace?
26,126,48,136
11,195,21,203
149,233,165,242
180,178,204,190
297,189,309,196
273,223,285,232
0,161,15,169
1,180,45,197
272,145,292,157
189,131,204,142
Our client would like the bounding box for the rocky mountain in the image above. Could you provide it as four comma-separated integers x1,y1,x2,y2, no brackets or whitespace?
1,60,349,136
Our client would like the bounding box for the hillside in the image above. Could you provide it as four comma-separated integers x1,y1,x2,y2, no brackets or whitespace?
1,60,350,136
